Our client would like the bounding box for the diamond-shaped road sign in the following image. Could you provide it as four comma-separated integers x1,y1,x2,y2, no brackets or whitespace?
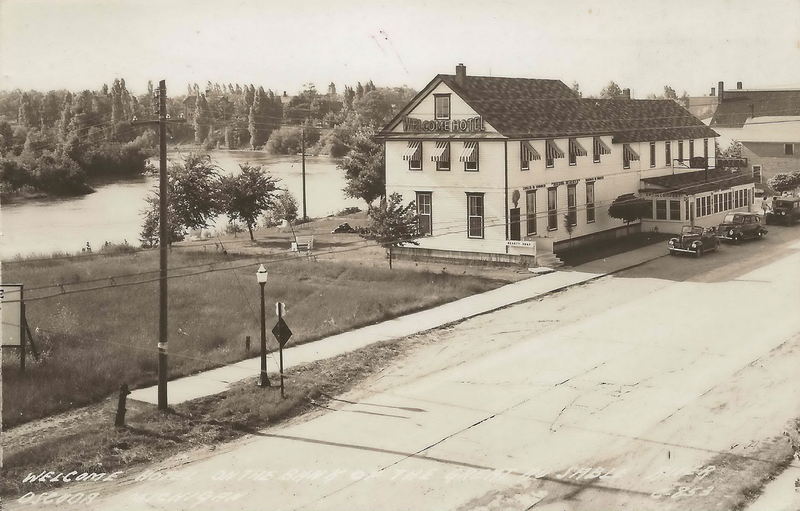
272,317,293,347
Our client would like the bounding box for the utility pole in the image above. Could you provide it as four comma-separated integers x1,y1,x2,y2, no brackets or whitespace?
131,80,185,411
301,125,307,221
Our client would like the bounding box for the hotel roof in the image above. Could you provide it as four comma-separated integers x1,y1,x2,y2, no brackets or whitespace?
383,73,718,143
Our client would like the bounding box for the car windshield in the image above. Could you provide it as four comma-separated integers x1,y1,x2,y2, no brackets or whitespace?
775,200,797,208
722,213,741,224
681,226,703,235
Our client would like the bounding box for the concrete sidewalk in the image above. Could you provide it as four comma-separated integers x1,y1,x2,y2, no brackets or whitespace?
129,241,667,405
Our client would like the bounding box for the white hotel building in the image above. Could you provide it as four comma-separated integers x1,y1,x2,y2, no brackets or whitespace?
379,65,755,265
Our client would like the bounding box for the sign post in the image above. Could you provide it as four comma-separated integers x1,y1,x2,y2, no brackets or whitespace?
1,284,25,371
271,303,292,398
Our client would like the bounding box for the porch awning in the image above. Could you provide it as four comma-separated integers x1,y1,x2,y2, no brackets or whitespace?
401,141,421,161
458,141,478,162
431,141,450,162
623,143,640,161
569,138,587,157
521,141,541,161
545,139,565,159
593,137,612,155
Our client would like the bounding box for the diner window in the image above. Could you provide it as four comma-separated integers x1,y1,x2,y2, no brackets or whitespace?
434,95,450,120
669,200,681,220
656,200,667,220
416,192,432,236
665,141,672,166
689,139,695,159
467,193,484,239
567,184,577,226
695,198,702,218
526,190,537,235
586,182,596,223
641,200,653,219
649,142,656,168
547,187,558,230
785,143,794,156
678,140,684,162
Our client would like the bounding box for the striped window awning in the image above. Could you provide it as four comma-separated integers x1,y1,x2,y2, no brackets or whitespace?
431,141,450,162
402,141,422,161
593,137,612,155
545,139,565,159
521,141,541,161
459,141,478,162
623,143,640,161
569,138,587,157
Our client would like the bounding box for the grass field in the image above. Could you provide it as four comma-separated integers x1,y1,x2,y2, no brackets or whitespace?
2,248,504,428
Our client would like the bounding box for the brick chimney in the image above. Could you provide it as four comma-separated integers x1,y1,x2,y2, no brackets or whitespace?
622,88,631,99
718,81,724,100
455,63,466,86
736,81,743,89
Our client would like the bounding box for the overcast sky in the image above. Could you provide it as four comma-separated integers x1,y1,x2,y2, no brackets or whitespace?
1,0,798,97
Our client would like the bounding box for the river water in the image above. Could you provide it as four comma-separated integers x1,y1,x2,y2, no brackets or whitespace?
0,151,359,259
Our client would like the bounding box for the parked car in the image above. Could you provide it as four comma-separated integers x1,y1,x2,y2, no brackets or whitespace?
668,225,720,257
717,212,767,242
765,196,800,225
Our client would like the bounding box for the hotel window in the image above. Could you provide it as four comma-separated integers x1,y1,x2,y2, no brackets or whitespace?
642,200,653,219
568,138,586,166
403,141,422,171
416,192,432,236
649,142,656,168
689,139,695,160
665,141,672,166
622,143,639,169
467,193,484,239
547,187,558,230
703,138,709,159
669,200,681,220
521,141,540,171
526,190,537,235
460,141,479,172
678,140,684,162
656,200,667,220
434,94,450,120
592,137,611,163
432,141,450,171
586,182,596,223
567,184,577,226
785,143,794,156
545,139,564,168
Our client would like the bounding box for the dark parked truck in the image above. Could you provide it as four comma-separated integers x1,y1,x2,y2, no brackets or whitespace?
717,212,767,242
668,225,720,257
766,197,800,226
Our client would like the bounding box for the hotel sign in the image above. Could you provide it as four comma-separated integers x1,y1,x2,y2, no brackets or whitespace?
403,116,485,133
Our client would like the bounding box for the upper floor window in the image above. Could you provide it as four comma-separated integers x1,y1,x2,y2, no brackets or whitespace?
403,141,422,171
545,139,564,168
434,94,450,120
432,141,450,171
568,138,587,166
467,193,484,239
593,137,611,163
622,143,639,169
521,141,540,171
649,141,656,168
460,141,479,172
665,141,672,166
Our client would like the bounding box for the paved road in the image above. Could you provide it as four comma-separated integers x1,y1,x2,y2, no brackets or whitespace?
22,226,800,511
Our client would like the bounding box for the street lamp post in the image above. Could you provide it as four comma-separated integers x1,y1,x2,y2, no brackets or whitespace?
256,264,270,387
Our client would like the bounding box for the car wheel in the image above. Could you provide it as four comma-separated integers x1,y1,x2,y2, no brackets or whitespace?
734,233,741,243
695,247,704,258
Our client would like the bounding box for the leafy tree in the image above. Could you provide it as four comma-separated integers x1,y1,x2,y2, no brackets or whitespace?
360,192,419,269
18,93,37,127
600,81,623,99
248,87,272,149
0,121,14,155
768,173,799,193
354,90,393,128
608,193,652,234
194,94,211,144
218,163,280,240
570,81,582,98
663,85,678,100
338,128,384,207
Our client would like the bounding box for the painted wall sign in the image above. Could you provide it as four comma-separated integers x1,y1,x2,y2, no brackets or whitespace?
506,240,534,247
403,116,485,133
585,176,605,182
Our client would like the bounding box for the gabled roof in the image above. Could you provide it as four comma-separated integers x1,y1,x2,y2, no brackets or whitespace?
640,169,754,195
381,73,717,143
711,89,800,128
